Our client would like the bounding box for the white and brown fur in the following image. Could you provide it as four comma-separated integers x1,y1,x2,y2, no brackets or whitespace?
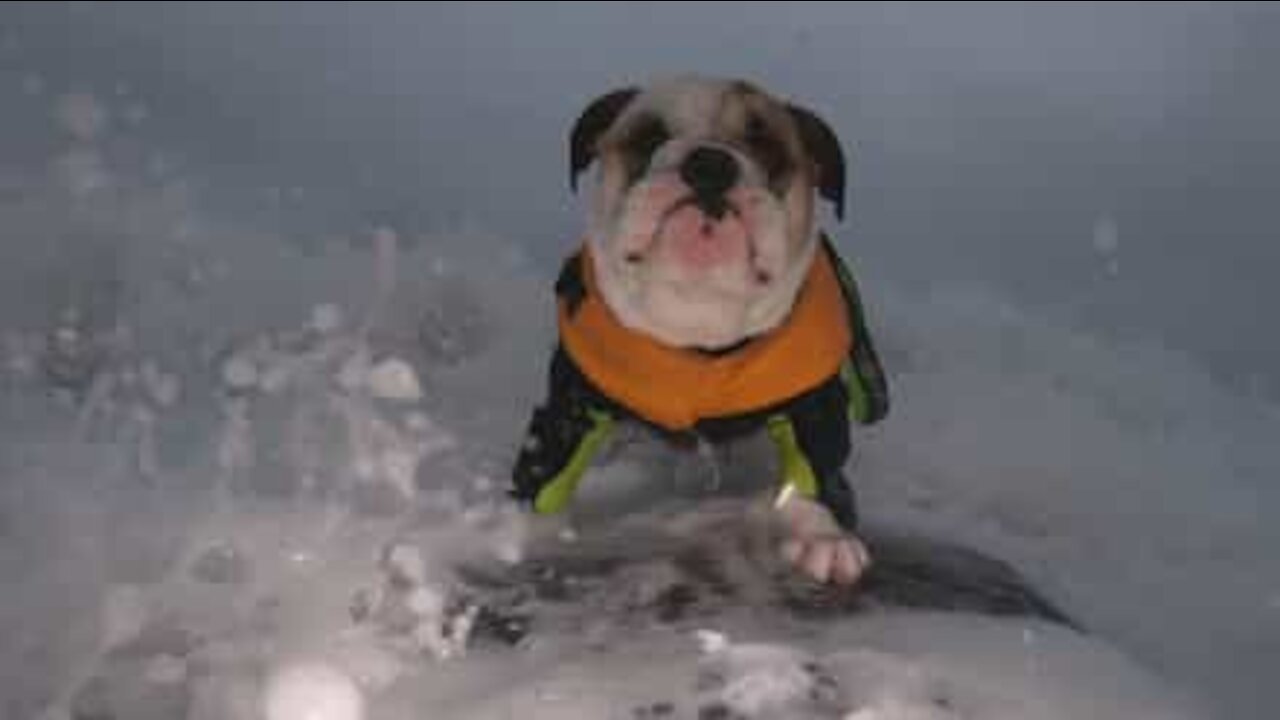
571,75,845,351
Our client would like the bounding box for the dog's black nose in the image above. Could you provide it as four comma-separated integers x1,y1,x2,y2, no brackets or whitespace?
680,146,739,201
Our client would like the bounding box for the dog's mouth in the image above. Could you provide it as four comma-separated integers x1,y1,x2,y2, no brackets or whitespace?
623,195,774,286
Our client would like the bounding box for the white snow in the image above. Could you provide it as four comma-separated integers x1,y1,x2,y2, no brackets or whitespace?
21,72,45,96
144,654,188,686
221,354,260,391
366,357,423,402
311,303,345,335
1092,215,1120,257
99,584,149,652
0,73,1274,720
1092,216,1121,276
384,543,430,587
51,147,111,197
139,360,181,408
264,662,366,720
54,91,108,143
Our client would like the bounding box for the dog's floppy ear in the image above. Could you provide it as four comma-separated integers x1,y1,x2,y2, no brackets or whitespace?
570,87,639,192
787,104,847,221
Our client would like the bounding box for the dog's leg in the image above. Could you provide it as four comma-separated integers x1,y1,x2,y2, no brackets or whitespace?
510,347,616,514
765,379,870,586
774,483,871,586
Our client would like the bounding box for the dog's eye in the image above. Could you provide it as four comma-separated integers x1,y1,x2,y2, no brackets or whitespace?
629,117,670,157
623,116,671,179
743,114,791,182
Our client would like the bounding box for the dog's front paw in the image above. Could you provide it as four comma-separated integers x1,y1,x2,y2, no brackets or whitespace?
780,533,870,586
775,491,871,586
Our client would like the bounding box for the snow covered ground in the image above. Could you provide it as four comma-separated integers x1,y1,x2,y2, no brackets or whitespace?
2,11,1279,720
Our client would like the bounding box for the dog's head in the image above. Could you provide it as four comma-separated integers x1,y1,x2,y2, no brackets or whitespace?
569,76,846,351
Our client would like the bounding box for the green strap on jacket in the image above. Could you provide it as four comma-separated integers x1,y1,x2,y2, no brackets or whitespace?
532,408,615,514
766,414,820,500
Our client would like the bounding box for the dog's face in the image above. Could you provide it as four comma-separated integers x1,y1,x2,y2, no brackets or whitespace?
570,76,846,350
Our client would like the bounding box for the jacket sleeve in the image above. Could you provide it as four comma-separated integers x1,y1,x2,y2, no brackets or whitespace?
766,236,887,531
510,346,615,514
510,252,616,514
823,235,891,426
766,376,860,531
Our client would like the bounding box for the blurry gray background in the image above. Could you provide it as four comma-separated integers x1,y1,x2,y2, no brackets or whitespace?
2,1,1277,395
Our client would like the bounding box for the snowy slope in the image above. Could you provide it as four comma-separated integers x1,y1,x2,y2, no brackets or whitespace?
1,48,1277,720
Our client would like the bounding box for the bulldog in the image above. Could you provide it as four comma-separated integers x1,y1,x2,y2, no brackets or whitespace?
510,76,890,586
